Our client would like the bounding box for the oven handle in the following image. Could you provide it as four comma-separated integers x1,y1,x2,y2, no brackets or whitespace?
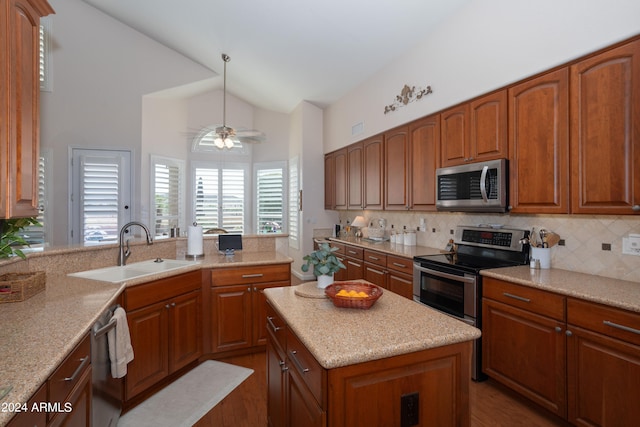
413,263,476,284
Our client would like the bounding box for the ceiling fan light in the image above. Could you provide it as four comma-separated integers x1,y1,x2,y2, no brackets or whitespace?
214,137,224,148
224,138,235,149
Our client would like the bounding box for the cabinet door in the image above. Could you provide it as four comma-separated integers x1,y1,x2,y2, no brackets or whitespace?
347,142,363,209
567,326,640,426
324,153,334,210
362,135,384,209
344,257,364,280
508,68,569,213
384,126,410,210
470,90,508,162
409,114,440,210
48,366,92,427
333,148,347,209
267,338,287,427
482,298,567,418
6,383,46,427
570,39,640,214
440,104,470,167
169,290,202,372
387,271,413,300
287,362,326,427
363,263,386,289
211,284,252,353
253,281,289,346
126,301,169,399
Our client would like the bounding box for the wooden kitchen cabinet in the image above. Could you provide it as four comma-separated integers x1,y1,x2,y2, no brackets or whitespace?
566,298,640,426
570,38,640,215
409,114,440,210
266,302,287,427
0,0,54,218
363,249,387,288
383,126,410,210
332,148,347,209
323,153,334,209
124,270,202,400
441,91,508,168
6,383,46,427
210,263,290,354
346,142,363,209
362,135,384,209
386,254,413,300
482,278,567,418
508,68,570,214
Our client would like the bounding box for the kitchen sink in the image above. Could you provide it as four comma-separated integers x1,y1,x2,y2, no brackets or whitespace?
68,259,197,283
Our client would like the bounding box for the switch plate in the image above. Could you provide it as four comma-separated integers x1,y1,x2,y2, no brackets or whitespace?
622,234,640,256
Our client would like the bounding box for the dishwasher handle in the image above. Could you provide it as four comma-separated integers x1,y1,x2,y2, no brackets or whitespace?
94,318,117,339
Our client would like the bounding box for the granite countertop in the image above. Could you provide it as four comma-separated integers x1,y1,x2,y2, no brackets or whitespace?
326,236,444,258
481,266,640,313
0,251,292,426
264,282,481,370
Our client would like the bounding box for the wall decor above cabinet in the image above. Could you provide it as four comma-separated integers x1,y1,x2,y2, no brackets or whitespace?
384,84,433,114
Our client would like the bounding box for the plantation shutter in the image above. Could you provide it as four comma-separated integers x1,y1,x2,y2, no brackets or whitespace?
152,159,183,237
288,157,299,249
194,166,246,233
221,168,245,233
256,167,284,233
194,167,220,230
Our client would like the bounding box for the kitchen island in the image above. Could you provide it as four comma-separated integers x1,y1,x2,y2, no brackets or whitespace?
264,282,481,427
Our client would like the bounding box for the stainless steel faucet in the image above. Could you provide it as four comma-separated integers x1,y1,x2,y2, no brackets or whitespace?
117,222,153,266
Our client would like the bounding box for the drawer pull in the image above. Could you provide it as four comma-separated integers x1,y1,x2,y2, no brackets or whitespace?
503,292,531,303
64,356,89,382
392,262,407,268
279,360,288,372
347,250,357,255
368,256,379,261
267,316,281,332
348,261,361,268
242,273,264,278
289,350,309,374
603,320,640,335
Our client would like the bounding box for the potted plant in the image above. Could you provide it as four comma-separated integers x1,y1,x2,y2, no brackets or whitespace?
301,242,346,289
0,217,41,260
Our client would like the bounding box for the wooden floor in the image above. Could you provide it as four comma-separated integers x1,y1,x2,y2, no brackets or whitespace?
195,350,570,427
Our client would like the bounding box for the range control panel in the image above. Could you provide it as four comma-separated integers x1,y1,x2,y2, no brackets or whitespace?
455,226,528,252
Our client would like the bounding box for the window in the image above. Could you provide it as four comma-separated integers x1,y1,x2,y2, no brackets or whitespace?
193,163,249,234
288,157,300,249
39,17,52,92
151,156,184,238
255,162,286,234
70,149,131,244
19,151,50,249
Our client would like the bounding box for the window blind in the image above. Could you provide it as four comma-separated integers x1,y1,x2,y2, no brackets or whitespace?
80,158,120,243
194,167,245,234
153,160,183,237
256,168,284,233
288,158,299,248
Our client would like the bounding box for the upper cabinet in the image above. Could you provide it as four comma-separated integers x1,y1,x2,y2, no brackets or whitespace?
384,126,410,210
409,114,440,210
508,68,570,214
570,39,640,215
441,91,508,167
362,135,384,210
1,0,54,218
347,142,363,209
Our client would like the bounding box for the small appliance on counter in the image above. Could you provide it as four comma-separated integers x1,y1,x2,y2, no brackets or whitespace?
218,234,242,255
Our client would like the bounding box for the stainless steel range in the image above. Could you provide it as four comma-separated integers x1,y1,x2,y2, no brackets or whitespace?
413,225,530,381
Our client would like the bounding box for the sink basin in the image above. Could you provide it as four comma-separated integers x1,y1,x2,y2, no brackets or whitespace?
68,259,197,283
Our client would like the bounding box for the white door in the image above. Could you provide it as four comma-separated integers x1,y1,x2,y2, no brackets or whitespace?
70,149,131,245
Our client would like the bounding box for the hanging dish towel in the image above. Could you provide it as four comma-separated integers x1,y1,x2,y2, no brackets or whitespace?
107,307,134,378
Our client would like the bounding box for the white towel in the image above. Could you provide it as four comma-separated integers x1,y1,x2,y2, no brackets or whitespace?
107,307,134,378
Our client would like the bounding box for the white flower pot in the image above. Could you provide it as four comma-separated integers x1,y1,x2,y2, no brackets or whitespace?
316,273,334,289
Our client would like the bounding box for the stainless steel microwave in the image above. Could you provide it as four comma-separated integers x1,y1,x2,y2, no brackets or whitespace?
436,159,508,212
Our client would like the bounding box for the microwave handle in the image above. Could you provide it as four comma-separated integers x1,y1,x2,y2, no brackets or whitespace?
479,165,489,202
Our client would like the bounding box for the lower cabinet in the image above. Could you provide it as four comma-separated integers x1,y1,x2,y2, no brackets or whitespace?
362,248,414,300
124,270,202,400
211,263,291,354
483,277,640,425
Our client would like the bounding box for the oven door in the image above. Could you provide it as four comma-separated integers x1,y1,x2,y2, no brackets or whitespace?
413,262,477,322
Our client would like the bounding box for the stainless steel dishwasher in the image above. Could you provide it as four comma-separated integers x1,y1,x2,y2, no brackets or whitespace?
92,305,123,427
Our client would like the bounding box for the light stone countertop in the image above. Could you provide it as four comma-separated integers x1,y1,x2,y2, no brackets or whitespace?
326,237,444,258
264,283,481,370
0,251,292,426
481,266,640,313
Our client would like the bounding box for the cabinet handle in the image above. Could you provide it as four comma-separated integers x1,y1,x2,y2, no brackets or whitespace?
267,316,281,332
171,302,176,307
555,326,562,333
632,205,640,212
289,350,309,374
392,262,407,268
603,320,640,335
347,250,357,255
242,273,264,278
565,330,573,337
64,356,89,382
368,256,379,261
247,287,252,292
165,304,170,309
502,292,531,303
348,261,361,268
279,360,288,372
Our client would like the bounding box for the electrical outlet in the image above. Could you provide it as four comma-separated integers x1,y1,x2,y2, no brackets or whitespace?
622,234,640,256
558,239,565,246
602,243,612,251
401,392,419,427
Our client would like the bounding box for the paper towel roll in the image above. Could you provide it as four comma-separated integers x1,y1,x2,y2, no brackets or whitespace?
187,225,203,256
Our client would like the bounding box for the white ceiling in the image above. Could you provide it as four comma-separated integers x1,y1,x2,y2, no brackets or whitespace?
82,0,470,113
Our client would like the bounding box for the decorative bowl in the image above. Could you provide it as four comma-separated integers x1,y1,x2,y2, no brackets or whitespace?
324,281,383,309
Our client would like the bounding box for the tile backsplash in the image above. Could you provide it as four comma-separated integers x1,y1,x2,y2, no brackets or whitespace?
339,211,640,283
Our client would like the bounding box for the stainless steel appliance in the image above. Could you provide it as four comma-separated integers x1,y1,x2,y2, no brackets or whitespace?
91,305,123,427
413,225,529,381
436,159,508,212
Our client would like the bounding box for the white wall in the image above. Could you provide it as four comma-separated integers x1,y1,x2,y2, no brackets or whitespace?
324,0,640,151
41,0,213,245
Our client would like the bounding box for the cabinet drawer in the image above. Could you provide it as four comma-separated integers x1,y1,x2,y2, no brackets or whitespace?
287,329,326,407
363,249,386,267
483,278,565,321
6,383,46,427
266,300,287,353
344,245,363,260
125,270,201,311
211,263,290,286
330,242,345,255
568,298,640,346
386,254,413,275
49,333,91,406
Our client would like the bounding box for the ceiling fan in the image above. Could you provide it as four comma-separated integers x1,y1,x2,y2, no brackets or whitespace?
204,53,266,150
